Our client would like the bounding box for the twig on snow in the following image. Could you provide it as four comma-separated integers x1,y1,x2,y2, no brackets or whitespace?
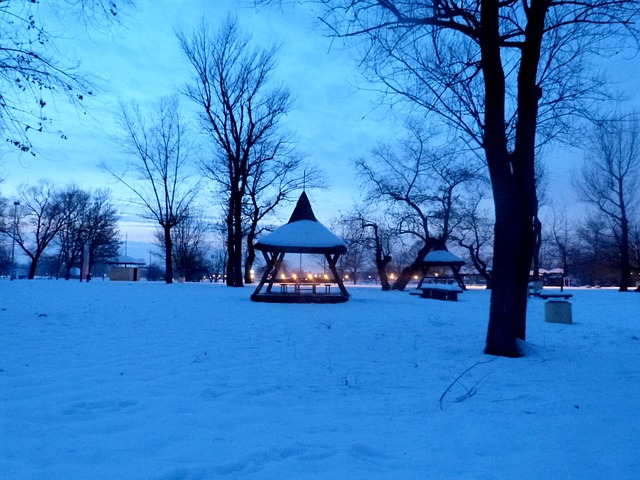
439,359,495,410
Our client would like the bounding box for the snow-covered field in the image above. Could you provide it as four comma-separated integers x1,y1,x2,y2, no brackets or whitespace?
1,280,639,479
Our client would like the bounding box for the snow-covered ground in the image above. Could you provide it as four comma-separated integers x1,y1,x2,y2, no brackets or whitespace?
1,281,639,479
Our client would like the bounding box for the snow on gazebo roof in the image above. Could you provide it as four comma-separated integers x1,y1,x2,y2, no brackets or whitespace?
423,249,464,266
254,192,347,255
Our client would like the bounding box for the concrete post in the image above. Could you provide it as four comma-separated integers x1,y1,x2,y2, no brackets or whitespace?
545,300,573,324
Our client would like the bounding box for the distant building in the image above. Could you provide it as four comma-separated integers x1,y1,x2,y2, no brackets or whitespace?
107,256,146,282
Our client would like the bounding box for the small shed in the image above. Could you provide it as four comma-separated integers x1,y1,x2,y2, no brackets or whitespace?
251,192,349,303
108,255,145,282
417,249,466,290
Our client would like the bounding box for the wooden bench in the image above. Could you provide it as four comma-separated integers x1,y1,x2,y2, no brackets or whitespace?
419,284,463,302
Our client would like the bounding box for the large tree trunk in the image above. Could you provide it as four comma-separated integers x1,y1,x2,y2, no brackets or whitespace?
226,194,235,287
464,245,493,290
485,185,534,357
620,216,630,291
27,255,39,280
532,216,542,282
376,255,392,291
392,240,435,291
367,223,392,291
231,187,244,287
164,225,174,284
244,221,258,284
481,0,546,357
244,245,256,284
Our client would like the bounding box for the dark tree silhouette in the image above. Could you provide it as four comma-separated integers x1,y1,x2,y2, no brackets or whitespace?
259,0,640,356
573,214,618,286
55,188,120,280
453,183,494,289
575,114,640,291
106,97,199,284
363,220,394,291
355,121,480,291
154,209,211,282
179,16,292,287
1,181,70,279
54,185,91,280
243,147,322,284
0,1,131,153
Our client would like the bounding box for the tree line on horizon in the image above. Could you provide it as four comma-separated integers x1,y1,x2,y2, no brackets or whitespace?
0,183,120,280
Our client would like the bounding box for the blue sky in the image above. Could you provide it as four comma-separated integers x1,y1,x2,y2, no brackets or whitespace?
5,0,395,258
4,0,640,260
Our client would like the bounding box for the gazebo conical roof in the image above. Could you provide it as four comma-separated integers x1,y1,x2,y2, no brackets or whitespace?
287,190,318,222
255,192,347,255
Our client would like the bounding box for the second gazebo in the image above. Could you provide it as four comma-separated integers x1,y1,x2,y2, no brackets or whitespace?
417,249,466,290
250,192,349,303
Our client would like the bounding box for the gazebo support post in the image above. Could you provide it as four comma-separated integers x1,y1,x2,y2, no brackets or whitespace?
452,266,466,290
325,253,349,297
252,254,272,297
252,251,284,296
265,252,285,293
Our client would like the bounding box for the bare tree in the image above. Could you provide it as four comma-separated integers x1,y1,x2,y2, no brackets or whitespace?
55,187,120,280
54,185,91,279
0,194,12,275
208,224,228,283
355,121,480,290
0,244,9,276
243,146,323,284
575,114,640,291
452,183,494,289
334,205,396,290
629,224,640,288
1,181,70,279
82,190,120,276
362,218,394,291
331,213,370,285
531,161,550,284
258,1,640,356
548,204,575,290
105,96,199,284
154,209,211,282
573,214,618,286
179,16,292,287
0,1,131,153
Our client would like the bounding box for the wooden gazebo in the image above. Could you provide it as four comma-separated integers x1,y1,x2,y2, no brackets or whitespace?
417,249,466,290
250,192,349,303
